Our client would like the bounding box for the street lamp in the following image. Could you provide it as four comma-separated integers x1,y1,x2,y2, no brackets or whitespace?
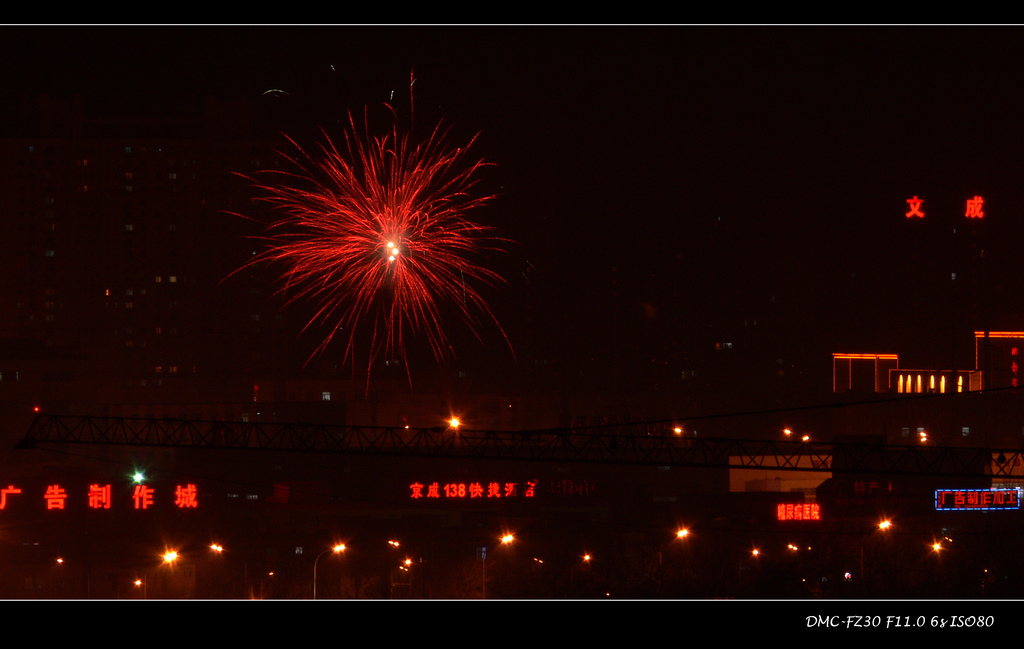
313,544,346,599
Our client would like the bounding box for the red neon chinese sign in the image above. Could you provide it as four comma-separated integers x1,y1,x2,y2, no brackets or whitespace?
935,488,1020,511
0,485,21,509
44,485,67,510
175,484,198,508
88,484,112,509
905,195,925,218
133,485,154,509
410,480,537,500
965,195,984,218
0,482,201,512
1012,347,1018,388
776,503,821,521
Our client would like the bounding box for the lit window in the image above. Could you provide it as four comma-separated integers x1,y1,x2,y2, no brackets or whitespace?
169,276,177,283
322,391,331,401
962,427,970,437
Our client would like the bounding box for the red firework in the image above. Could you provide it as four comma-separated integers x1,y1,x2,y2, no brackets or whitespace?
245,108,507,380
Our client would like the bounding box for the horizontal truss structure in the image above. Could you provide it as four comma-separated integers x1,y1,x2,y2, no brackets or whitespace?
16,414,1020,477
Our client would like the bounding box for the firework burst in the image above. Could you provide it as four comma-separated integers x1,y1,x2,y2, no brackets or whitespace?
244,106,509,382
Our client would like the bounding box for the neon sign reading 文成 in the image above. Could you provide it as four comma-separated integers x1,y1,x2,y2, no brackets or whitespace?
410,480,536,500
934,488,1020,511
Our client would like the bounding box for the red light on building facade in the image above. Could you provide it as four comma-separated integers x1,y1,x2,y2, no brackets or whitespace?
0,486,22,509
44,485,67,510
935,488,1020,511
905,195,925,218
410,480,536,499
776,503,821,521
965,195,984,218
132,484,154,510
174,484,198,508
88,484,111,509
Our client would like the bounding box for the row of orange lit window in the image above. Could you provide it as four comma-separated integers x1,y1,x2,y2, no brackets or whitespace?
409,481,536,499
896,373,963,394
905,195,984,218
776,503,821,521
0,484,199,511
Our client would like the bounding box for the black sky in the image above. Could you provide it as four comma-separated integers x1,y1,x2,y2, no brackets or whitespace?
4,25,1024,410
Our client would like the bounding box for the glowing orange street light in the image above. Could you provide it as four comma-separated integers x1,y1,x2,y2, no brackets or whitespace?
313,543,347,599
501,533,515,545
162,550,179,564
878,519,892,531
448,417,461,430
676,528,690,540
931,542,943,553
209,544,224,553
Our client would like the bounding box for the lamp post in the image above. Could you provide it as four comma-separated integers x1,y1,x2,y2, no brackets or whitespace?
481,533,515,599
313,544,346,599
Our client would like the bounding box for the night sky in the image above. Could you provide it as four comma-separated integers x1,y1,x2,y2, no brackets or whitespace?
4,25,1024,416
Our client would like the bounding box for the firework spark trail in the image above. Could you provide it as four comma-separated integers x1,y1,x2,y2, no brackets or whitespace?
243,107,509,384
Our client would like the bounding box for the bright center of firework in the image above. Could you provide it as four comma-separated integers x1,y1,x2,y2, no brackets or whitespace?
385,240,401,263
